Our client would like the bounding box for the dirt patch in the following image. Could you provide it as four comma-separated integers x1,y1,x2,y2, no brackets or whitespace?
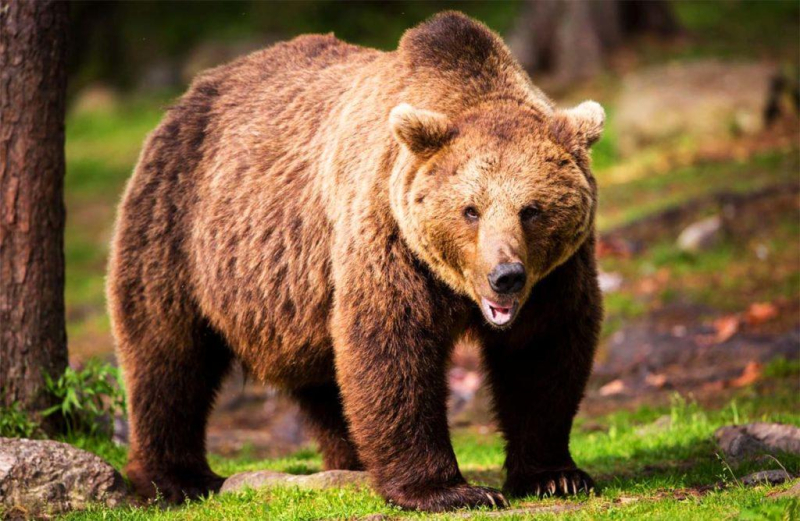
207,367,309,458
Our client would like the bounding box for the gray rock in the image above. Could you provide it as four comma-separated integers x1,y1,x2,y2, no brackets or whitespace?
677,215,722,253
715,423,800,459
0,437,128,517
615,60,775,155
635,415,672,436
597,271,623,293
221,469,369,494
741,469,792,486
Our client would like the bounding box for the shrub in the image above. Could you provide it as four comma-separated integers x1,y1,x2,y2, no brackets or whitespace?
0,401,40,438
42,360,126,439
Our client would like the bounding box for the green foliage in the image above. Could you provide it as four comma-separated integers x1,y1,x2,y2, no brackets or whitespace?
42,360,126,439
673,0,799,61
0,401,40,439
763,357,800,379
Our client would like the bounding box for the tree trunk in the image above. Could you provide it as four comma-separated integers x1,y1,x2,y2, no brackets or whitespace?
508,0,679,83
0,0,69,428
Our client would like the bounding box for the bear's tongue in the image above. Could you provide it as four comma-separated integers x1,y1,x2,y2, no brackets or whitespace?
490,305,511,320
481,298,515,326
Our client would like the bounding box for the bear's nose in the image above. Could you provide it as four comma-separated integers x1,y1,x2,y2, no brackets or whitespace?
487,262,526,295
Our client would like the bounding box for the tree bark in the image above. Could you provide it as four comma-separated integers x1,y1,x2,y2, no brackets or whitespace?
0,0,69,427
508,0,679,83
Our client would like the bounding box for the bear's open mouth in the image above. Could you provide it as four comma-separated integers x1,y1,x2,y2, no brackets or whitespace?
480,298,519,327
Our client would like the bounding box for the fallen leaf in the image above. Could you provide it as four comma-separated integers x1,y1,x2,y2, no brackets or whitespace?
596,237,632,259
729,360,762,388
598,379,626,397
701,380,726,392
638,277,659,295
744,302,779,326
645,373,668,388
712,315,740,344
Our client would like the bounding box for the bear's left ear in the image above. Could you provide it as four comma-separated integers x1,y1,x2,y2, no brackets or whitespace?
556,100,605,148
390,103,455,158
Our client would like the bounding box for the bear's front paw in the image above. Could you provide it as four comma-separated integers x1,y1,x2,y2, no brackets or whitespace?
504,468,595,498
126,460,224,503
388,483,509,512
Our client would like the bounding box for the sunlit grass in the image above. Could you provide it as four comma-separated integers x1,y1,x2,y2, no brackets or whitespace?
596,151,797,231
60,386,799,520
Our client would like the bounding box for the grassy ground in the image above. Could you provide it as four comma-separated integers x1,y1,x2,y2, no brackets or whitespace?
59,379,800,520
64,98,167,359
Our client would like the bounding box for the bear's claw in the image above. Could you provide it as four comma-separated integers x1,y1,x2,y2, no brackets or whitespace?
388,483,509,512
505,468,595,499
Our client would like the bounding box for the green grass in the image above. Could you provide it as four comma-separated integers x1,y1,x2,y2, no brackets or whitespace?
64,97,169,358
599,185,800,316
54,384,800,520
60,387,799,520
596,151,798,231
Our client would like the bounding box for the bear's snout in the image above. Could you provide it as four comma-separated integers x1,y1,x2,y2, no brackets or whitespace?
487,262,526,295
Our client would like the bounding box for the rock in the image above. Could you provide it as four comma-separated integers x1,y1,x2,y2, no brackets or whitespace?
597,271,623,293
635,415,672,436
741,469,792,486
771,480,800,498
598,379,626,397
615,60,776,155
0,437,128,517
221,469,369,494
677,215,722,253
715,423,800,459
112,415,129,446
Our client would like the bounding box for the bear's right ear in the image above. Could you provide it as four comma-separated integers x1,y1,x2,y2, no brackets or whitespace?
390,103,455,158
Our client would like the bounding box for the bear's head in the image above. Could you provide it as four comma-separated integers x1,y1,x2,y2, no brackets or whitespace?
389,99,603,328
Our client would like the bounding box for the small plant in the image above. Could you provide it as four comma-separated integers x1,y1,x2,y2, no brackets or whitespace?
763,356,800,379
0,401,40,438
42,360,126,439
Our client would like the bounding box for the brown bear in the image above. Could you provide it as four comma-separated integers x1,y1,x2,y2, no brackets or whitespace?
107,11,604,512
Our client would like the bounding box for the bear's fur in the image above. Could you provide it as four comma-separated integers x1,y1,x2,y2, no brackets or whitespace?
107,12,604,512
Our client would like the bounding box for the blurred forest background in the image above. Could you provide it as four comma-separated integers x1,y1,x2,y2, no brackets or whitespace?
5,0,799,517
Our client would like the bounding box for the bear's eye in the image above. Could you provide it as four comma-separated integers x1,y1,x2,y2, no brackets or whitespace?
558,158,571,168
520,205,541,223
463,206,480,222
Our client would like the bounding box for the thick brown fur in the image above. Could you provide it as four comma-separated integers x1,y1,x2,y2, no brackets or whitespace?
107,12,603,511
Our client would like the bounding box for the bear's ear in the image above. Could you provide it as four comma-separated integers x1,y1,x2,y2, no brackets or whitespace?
558,100,605,148
390,103,455,157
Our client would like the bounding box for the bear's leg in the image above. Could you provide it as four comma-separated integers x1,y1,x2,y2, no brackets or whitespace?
332,241,507,512
122,323,233,503
481,250,601,498
291,383,364,470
